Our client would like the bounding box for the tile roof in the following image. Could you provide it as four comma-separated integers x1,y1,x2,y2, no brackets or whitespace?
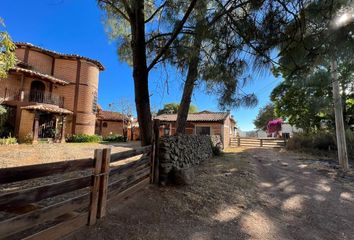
22,104,73,114
155,111,229,122
15,42,104,70
10,66,70,85
97,110,128,121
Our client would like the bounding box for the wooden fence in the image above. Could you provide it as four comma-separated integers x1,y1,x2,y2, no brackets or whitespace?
0,145,158,240
230,137,287,148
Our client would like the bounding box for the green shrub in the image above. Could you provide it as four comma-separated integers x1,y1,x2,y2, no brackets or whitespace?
286,131,354,160
287,132,336,151
286,134,312,150
66,134,102,143
346,130,354,158
103,134,126,142
0,136,17,145
312,132,336,150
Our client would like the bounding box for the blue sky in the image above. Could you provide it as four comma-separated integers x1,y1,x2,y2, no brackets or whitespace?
1,0,281,131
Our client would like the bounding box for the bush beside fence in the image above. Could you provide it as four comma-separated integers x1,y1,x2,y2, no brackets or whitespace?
286,131,354,160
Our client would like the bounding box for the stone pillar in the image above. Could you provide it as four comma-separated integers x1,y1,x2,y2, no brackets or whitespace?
60,115,67,143
32,112,39,144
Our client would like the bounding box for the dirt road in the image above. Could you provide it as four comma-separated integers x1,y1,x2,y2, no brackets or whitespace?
66,148,354,240
243,148,354,240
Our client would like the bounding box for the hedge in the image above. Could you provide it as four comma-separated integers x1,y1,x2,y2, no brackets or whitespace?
66,134,102,143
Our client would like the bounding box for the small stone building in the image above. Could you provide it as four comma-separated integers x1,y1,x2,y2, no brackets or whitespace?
0,42,104,143
154,111,237,148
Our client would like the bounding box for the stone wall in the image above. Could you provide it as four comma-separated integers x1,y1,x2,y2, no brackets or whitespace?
159,135,214,185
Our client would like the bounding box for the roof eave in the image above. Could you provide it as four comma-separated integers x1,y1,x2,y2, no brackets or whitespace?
15,42,105,71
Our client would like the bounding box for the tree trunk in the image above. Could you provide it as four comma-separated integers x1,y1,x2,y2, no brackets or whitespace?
131,0,152,146
175,42,201,134
175,11,205,134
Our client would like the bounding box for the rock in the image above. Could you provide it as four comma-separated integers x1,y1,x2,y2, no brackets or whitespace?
171,167,195,185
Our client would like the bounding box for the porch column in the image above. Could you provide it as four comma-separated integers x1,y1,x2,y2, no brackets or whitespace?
55,115,60,142
100,120,103,135
20,74,25,102
60,115,67,143
32,112,39,144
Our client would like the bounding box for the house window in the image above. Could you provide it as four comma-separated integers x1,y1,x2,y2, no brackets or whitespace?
92,91,98,113
103,122,108,128
196,126,211,135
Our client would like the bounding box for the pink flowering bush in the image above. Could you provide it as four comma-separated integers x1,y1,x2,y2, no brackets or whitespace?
267,118,283,133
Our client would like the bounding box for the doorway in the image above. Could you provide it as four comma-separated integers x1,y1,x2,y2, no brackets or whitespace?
30,81,45,103
38,113,56,138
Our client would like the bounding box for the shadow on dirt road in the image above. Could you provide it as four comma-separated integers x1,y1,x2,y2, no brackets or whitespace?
66,148,354,240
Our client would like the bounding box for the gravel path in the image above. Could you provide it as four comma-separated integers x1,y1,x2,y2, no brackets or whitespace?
65,148,354,240
0,142,141,168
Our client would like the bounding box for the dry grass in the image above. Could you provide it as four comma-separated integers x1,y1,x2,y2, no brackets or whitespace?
0,142,140,168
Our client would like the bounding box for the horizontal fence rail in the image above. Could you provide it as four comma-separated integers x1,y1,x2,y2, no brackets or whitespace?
0,145,156,240
230,137,286,148
0,158,94,184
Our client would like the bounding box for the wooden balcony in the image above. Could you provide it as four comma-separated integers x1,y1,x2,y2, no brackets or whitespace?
1,88,64,108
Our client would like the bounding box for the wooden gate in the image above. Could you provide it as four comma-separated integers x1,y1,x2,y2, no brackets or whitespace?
230,137,286,148
0,144,158,239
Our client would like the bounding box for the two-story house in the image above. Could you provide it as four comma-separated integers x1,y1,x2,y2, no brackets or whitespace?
0,42,104,143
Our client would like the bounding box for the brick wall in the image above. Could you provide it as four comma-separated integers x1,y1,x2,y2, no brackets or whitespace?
6,46,102,139
15,48,25,61
98,120,124,137
18,110,34,143
53,59,77,83
74,61,100,135
222,116,231,148
27,51,53,74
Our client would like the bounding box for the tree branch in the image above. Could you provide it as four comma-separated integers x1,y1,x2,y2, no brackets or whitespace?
147,0,198,72
145,30,195,45
99,0,131,22
121,0,133,18
145,1,167,23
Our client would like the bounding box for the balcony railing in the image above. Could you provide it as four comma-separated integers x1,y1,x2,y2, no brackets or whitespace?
1,88,64,108
0,88,21,102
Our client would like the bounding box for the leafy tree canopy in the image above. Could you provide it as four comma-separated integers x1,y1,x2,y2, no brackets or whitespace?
0,18,16,79
270,1,354,133
253,103,276,131
0,17,16,115
157,102,197,115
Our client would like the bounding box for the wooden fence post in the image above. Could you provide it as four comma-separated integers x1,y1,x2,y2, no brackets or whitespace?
237,137,240,147
152,119,160,184
97,148,110,218
150,140,156,184
260,139,263,147
89,149,103,225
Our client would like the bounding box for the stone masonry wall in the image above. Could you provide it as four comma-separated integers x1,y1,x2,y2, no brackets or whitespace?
159,135,213,184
